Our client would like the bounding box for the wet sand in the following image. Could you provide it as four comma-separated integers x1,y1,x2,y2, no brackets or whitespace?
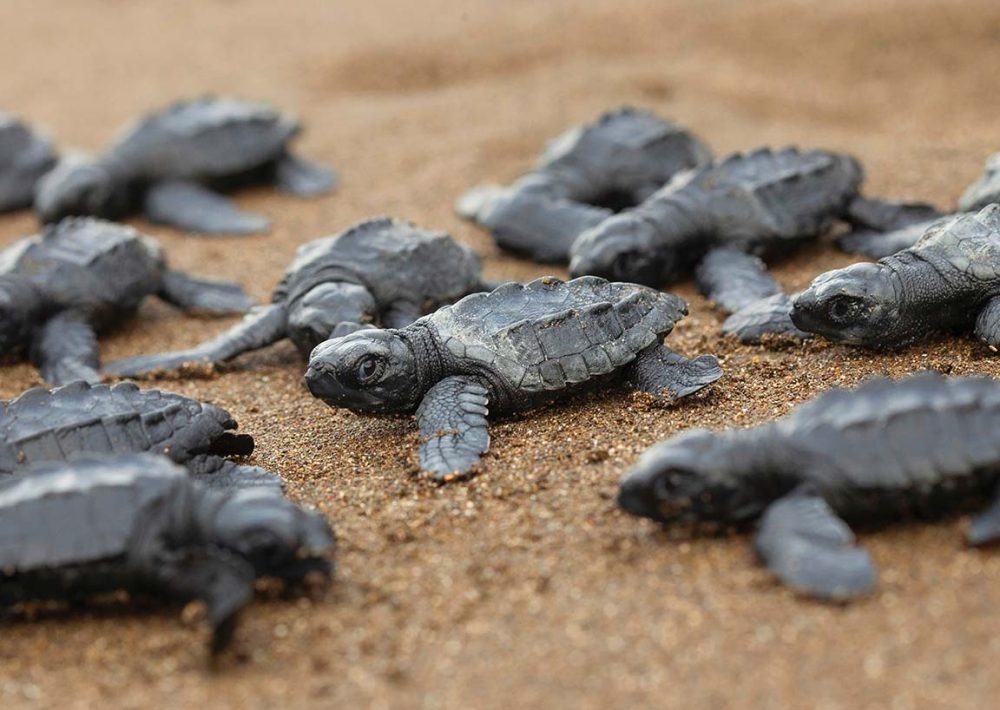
2,1,1000,707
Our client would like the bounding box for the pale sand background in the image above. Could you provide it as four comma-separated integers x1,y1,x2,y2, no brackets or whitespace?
2,1,1000,707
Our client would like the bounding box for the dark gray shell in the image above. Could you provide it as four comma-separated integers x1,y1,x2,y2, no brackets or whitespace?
907,204,1000,283
427,276,687,391
535,106,711,203
0,454,187,571
0,112,57,212
105,97,298,181
683,146,862,250
0,381,239,473
769,374,1000,495
0,217,163,317
272,217,482,308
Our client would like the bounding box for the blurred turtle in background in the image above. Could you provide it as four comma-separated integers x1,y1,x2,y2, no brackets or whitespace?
35,96,335,235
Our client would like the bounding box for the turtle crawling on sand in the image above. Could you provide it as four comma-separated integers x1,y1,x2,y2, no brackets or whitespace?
305,276,722,480
792,204,1000,349
105,218,486,378
569,147,929,342
0,112,57,213
456,107,711,263
0,217,253,385
0,453,333,654
0,381,281,489
618,372,1000,601
35,96,335,235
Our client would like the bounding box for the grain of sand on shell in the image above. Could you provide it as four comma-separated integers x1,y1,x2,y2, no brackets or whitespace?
2,1,1000,707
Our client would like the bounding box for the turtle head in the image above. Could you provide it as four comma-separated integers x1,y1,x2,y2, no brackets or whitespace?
211,488,334,581
0,276,44,358
618,429,766,525
286,283,378,356
34,154,120,223
791,262,901,347
569,214,673,286
304,329,420,413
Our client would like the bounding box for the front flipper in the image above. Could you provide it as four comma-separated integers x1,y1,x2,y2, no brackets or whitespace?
415,376,490,481
843,196,944,232
144,180,270,235
836,220,938,259
967,484,1000,545
460,186,612,263
627,344,722,401
151,548,256,654
273,152,337,197
32,311,100,385
755,490,876,601
159,270,255,315
695,248,781,314
104,305,288,377
383,300,423,329
185,454,285,490
974,297,1000,350
722,293,811,344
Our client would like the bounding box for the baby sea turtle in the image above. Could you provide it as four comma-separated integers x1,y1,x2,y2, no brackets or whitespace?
0,453,333,653
34,96,335,235
0,381,280,488
0,217,253,385
568,147,923,342
792,204,1000,349
456,107,711,263
305,276,722,480
0,112,57,213
104,217,486,378
618,372,1000,601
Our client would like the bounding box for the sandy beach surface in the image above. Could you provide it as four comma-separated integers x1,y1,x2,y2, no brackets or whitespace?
3,1,1000,707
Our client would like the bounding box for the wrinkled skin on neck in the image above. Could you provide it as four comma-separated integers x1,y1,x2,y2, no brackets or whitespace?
304,329,422,414
791,262,907,347
286,282,378,356
618,429,780,526
203,488,334,579
0,276,46,359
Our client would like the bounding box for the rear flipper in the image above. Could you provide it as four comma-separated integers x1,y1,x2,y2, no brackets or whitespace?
695,247,782,314
273,152,337,197
104,305,288,377
627,344,722,401
415,376,490,481
150,548,256,655
755,490,876,601
144,180,270,235
959,153,1000,211
722,293,811,344
837,220,939,259
159,270,255,315
186,454,285,490
974,297,1000,351
967,483,1000,545
843,196,944,232
32,311,101,385
457,185,612,263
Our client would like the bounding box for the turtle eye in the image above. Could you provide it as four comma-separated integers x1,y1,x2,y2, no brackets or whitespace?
653,471,687,500
827,295,862,322
612,251,641,279
355,355,385,385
